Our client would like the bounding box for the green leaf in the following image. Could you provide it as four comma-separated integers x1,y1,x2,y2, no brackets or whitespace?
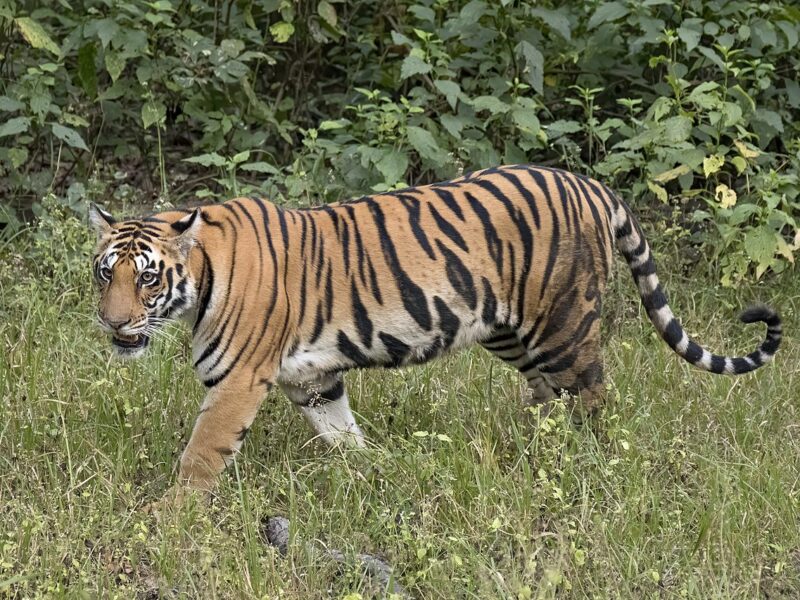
15,17,60,55
546,120,582,136
220,39,245,59
184,153,227,167
105,51,126,82
141,101,166,129
662,115,692,143
400,55,432,80
440,114,465,139
232,150,250,164
94,18,119,49
515,41,543,94
753,108,784,133
434,80,461,110
512,108,540,133
472,95,510,115
77,43,98,98
29,90,52,120
240,162,279,175
407,126,447,166
0,96,25,112
459,0,487,25
317,1,337,28
8,147,28,169
375,149,408,183
319,119,351,130
687,81,720,109
530,8,571,40
270,21,295,43
743,226,777,269
677,21,702,51
51,123,89,151
0,117,31,138
587,2,629,29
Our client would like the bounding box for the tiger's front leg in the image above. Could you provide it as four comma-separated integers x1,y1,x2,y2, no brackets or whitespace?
177,379,271,493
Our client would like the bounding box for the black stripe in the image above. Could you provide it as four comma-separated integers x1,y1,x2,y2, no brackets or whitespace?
194,249,215,332
337,330,371,367
344,205,368,287
465,192,503,276
398,194,436,259
481,277,497,325
434,296,460,349
436,240,477,310
352,280,373,349
429,204,468,251
324,262,334,322
433,188,465,221
309,304,325,344
319,379,345,403
642,285,668,311
365,199,431,330
379,332,410,366
366,255,383,304
497,169,541,229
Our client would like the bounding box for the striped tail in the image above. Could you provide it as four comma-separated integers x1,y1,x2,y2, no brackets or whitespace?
612,201,781,375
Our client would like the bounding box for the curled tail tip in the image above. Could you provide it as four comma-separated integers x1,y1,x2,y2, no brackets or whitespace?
739,304,781,327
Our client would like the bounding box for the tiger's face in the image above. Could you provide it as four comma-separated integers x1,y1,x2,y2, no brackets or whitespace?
89,204,201,359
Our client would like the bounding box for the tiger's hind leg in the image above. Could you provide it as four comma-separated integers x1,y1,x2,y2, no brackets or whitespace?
481,328,555,408
522,318,606,424
280,374,366,448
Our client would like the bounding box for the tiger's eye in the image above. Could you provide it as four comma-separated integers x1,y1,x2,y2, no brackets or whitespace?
140,271,158,285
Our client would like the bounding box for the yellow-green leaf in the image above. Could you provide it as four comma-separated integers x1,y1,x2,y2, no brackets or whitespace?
734,139,760,159
703,154,724,177
714,183,737,208
270,21,294,43
647,181,668,203
731,156,747,174
15,17,60,56
652,164,691,184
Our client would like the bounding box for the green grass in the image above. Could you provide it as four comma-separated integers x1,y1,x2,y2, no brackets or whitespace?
1,216,799,599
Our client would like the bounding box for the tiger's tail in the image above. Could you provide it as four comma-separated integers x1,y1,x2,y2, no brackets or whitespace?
611,201,781,374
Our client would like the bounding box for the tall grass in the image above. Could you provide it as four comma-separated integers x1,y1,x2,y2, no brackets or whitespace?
0,215,798,598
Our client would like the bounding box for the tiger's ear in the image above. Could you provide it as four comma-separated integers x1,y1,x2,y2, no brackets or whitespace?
170,208,202,256
88,203,116,236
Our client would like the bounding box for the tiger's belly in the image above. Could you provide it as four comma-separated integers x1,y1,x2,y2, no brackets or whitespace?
277,303,499,386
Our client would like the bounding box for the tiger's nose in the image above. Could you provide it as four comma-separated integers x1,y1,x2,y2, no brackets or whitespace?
104,316,131,329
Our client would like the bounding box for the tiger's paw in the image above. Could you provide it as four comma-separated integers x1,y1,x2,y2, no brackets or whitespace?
142,484,206,517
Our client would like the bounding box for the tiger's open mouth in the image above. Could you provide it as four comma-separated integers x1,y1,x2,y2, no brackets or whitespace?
111,333,150,351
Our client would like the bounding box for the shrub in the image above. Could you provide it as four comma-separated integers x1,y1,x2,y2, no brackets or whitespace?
1,0,797,282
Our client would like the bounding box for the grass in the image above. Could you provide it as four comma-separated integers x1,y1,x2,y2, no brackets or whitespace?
1,211,799,599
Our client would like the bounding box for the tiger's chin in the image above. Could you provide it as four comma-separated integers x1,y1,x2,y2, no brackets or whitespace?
111,333,150,359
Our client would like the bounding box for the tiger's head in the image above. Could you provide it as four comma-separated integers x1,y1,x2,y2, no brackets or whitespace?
89,204,202,358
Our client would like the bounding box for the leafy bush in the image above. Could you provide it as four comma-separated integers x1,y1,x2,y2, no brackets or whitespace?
1,0,798,283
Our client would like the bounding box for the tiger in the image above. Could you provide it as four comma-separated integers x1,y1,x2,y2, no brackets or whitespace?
89,164,782,501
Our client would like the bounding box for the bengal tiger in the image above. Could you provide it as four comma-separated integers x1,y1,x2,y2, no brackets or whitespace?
89,164,781,501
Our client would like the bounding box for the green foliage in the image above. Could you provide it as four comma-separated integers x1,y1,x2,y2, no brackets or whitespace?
0,0,798,282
